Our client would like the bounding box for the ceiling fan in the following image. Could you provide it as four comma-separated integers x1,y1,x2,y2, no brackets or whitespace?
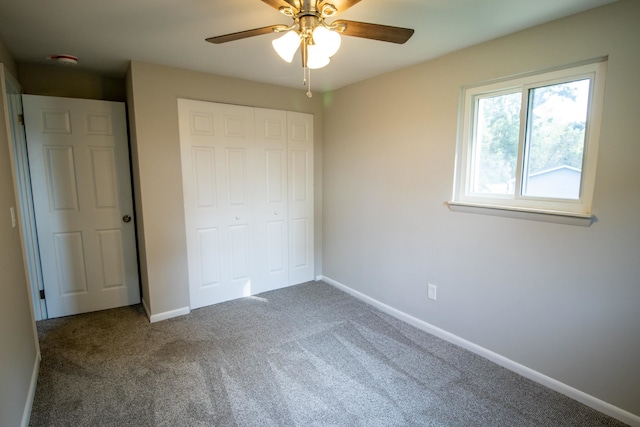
206,0,415,97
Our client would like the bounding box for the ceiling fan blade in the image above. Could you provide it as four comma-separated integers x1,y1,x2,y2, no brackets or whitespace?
206,25,283,44
261,0,300,12
333,20,414,44
318,0,361,14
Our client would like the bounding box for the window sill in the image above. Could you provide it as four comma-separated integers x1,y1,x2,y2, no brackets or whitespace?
446,201,593,227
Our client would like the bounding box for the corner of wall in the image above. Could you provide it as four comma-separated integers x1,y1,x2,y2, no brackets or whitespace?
125,62,151,317
0,37,18,78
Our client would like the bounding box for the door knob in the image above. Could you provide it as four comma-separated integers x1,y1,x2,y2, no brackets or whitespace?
274,211,278,216
122,215,132,223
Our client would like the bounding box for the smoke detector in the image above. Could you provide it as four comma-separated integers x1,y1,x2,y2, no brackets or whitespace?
47,54,78,65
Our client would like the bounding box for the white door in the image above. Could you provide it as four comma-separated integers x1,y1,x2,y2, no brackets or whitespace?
178,99,314,309
23,95,140,318
179,100,256,309
254,107,289,293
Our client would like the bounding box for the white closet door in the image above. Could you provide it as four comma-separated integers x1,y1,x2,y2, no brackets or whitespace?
254,108,289,293
287,111,315,285
179,99,314,310
178,99,256,309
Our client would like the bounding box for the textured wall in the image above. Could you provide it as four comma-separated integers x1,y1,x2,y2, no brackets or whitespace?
0,39,17,76
323,0,639,417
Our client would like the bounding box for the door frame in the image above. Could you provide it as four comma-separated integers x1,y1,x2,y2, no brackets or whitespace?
2,69,47,320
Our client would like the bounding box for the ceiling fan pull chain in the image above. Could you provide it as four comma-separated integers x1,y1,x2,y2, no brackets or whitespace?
304,66,313,98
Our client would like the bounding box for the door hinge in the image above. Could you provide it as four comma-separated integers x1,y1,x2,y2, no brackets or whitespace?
39,289,45,300
18,114,24,126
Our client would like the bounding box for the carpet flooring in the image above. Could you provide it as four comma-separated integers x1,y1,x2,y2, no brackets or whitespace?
30,281,627,426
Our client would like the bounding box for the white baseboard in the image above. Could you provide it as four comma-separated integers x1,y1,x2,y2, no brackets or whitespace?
141,297,151,321
141,296,190,323
21,351,40,427
148,305,190,323
319,275,640,427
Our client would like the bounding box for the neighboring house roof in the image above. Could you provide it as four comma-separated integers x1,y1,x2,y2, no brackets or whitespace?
508,165,582,199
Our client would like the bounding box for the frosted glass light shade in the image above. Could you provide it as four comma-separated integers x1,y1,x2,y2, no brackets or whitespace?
312,26,341,57
307,44,330,69
272,31,300,63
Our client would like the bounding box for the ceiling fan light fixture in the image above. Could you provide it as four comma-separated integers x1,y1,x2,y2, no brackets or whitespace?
307,44,330,69
272,30,300,63
312,26,341,58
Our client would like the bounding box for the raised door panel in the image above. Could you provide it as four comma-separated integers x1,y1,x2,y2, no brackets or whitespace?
96,229,126,289
53,231,88,295
197,227,222,288
224,114,249,138
266,149,285,204
86,112,113,135
44,145,79,212
290,218,310,269
267,220,287,274
41,109,71,133
290,150,309,203
229,224,251,281
89,148,118,209
192,147,218,209
226,148,248,207
190,111,215,136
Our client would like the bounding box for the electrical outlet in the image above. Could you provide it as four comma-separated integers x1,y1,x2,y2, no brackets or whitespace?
427,284,437,301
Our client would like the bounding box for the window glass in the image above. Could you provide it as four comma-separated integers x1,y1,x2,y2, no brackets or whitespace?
522,79,590,199
472,92,521,195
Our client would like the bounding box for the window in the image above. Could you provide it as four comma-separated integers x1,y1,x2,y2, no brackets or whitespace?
451,60,607,222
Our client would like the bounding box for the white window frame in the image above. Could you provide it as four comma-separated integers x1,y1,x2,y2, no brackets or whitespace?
450,60,607,225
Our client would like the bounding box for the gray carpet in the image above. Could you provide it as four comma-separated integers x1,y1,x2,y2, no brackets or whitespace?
30,281,627,426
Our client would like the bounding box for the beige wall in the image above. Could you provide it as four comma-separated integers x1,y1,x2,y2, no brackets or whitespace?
127,61,324,316
322,0,640,418
0,39,17,77
0,64,39,427
18,63,125,101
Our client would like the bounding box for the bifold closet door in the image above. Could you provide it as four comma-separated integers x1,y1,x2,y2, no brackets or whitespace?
178,99,314,309
286,111,315,286
253,108,289,293
179,100,257,308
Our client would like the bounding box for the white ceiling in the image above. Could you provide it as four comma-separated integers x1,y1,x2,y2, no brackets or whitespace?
0,0,617,92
